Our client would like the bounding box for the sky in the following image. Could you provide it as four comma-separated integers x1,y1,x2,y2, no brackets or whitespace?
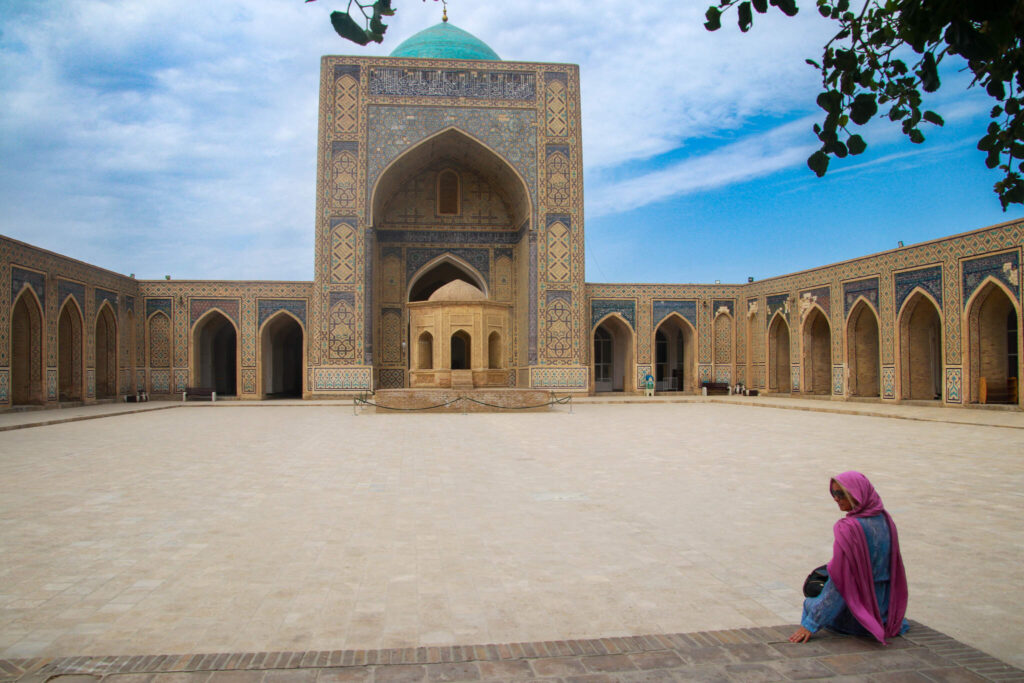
1,0,1021,284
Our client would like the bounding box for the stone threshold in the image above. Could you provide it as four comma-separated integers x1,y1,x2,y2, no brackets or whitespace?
1,622,1021,682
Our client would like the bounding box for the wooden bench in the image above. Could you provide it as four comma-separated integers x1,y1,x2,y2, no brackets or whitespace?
700,381,730,396
182,387,217,402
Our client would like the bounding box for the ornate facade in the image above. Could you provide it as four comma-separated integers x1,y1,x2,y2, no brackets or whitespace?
2,23,1022,408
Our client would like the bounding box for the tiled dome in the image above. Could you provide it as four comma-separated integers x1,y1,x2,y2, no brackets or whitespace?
390,22,500,61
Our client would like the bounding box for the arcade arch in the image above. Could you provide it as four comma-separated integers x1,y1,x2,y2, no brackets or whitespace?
94,303,118,398
259,312,304,398
58,298,84,402
10,288,44,405
846,300,880,397
898,291,942,401
802,306,831,395
966,279,1020,404
653,313,695,392
192,310,238,396
768,312,791,393
592,314,634,393
450,330,471,370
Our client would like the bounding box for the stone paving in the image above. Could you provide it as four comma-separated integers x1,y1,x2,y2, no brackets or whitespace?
0,399,1022,681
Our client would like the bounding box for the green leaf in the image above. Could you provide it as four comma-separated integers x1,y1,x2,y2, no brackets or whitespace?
816,90,842,115
738,1,753,31
922,110,944,126
1005,99,1019,115
909,129,925,144
805,58,821,69
374,0,395,16
808,150,830,177
850,93,878,125
330,12,370,45
753,0,768,13
987,149,1002,169
919,52,941,93
704,6,722,31
848,134,867,155
986,79,1006,100
774,0,799,16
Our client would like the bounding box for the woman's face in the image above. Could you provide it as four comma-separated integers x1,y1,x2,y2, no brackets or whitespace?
830,481,854,512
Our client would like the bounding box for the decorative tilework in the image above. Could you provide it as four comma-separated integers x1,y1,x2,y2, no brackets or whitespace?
530,366,587,389
881,366,896,399
0,368,8,403
11,267,45,309
591,299,636,330
86,369,95,398
58,280,85,313
376,229,523,245
833,366,844,396
799,286,830,318
545,148,571,211
546,220,570,282
652,300,697,328
190,299,239,327
368,68,536,100
174,369,189,393
790,365,801,393
714,313,732,364
241,368,256,394
146,298,172,318
314,367,372,390
95,288,118,314
529,234,538,365
331,221,357,284
962,250,1019,304
135,369,145,392
46,369,57,400
714,366,731,384
333,71,359,135
698,365,712,384
843,277,879,316
713,300,734,316
381,308,402,364
148,312,171,367
328,291,358,363
765,294,790,326
406,248,490,285
894,266,942,312
945,367,962,403
636,364,652,390
544,291,572,362
378,368,404,389
545,73,569,137
150,369,170,393
257,300,307,329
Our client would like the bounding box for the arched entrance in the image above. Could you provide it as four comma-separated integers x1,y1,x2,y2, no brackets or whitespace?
94,303,118,399
58,298,84,402
417,331,434,369
192,311,238,396
450,330,471,369
966,280,1020,404
802,307,831,395
592,314,634,393
768,313,791,393
11,289,44,405
653,314,696,392
260,312,304,398
408,256,488,302
846,300,880,397
898,291,942,400
488,331,502,369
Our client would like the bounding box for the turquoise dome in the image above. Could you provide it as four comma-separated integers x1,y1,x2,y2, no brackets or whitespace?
390,22,500,61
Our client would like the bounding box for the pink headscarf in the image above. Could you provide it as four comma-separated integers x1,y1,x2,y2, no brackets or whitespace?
826,471,908,644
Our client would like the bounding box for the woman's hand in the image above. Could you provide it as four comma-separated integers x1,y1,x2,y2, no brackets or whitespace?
788,626,812,643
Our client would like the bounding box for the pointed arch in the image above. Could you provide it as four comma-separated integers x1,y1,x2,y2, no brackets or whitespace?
652,312,696,392
191,308,239,396
592,312,635,393
964,276,1021,404
258,310,305,399
147,311,172,368
801,305,831,395
94,300,118,399
57,295,85,402
450,329,472,370
845,298,880,397
370,126,532,229
417,331,434,370
10,285,44,405
897,288,943,400
487,330,502,369
407,253,489,301
767,311,791,393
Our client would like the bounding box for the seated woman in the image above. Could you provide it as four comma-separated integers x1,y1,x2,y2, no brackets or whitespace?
790,471,909,644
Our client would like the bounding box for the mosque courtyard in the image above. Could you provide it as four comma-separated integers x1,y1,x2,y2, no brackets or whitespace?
0,399,1022,680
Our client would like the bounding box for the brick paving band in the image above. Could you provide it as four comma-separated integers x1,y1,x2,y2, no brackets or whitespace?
2,622,1021,682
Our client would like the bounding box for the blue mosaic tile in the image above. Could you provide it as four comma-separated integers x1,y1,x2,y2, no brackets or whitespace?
962,251,1019,304
652,300,696,328
766,293,790,327
11,266,45,309
843,277,879,316
712,299,734,316
592,299,636,330
894,266,942,311
146,298,172,319
368,68,536,100
405,247,490,285
95,288,118,313
257,299,307,328
58,279,85,313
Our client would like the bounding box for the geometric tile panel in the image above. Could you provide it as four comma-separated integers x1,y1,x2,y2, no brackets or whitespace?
0,368,8,403
652,300,697,328
58,279,86,313
86,369,95,398
530,366,587,389
766,294,790,326
241,368,256,394
698,365,712,384
190,299,239,327
146,298,172,318
174,369,189,393
150,369,171,393
945,367,962,404
714,366,731,384
591,299,636,330
799,286,830,318
833,365,844,395
313,367,372,391
378,368,405,389
636,364,652,390
790,365,801,392
843,277,879,316
257,299,307,328
11,266,45,309
46,369,57,400
881,366,896,400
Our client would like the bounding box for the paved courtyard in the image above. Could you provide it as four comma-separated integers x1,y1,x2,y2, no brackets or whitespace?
0,400,1022,679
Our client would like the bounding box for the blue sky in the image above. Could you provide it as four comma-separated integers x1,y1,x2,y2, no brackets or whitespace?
1,0,1021,283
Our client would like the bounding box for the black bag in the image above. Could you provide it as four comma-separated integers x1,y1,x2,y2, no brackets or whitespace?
803,564,829,598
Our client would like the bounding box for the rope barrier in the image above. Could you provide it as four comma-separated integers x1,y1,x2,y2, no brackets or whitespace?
353,393,573,413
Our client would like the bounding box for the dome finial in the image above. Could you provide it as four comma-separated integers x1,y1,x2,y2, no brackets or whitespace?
442,1,448,23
